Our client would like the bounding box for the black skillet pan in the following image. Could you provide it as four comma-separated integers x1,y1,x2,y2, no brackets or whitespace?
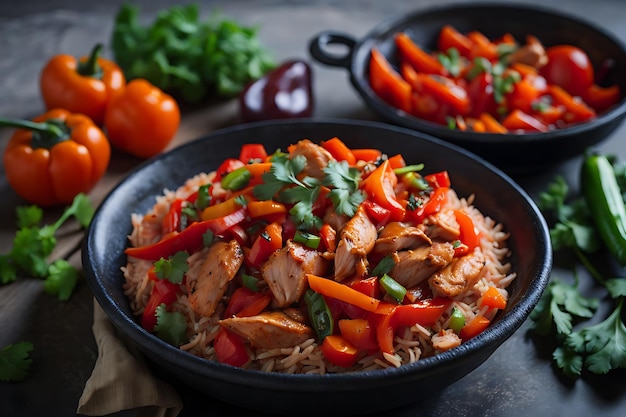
308,2,626,174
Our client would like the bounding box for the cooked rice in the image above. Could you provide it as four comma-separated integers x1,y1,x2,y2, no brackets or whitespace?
122,158,516,374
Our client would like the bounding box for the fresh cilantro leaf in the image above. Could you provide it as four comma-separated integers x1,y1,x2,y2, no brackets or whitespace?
0,341,34,382
0,255,18,284
15,205,42,229
530,277,598,336
154,304,188,346
44,260,78,302
565,299,626,374
606,278,626,298
154,251,189,284
552,345,584,378
1,193,94,305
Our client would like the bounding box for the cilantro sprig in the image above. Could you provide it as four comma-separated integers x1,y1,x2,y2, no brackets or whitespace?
253,154,365,230
0,193,94,301
532,172,626,377
0,341,34,382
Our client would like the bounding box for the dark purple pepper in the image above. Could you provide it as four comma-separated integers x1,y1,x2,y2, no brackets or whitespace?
239,59,314,122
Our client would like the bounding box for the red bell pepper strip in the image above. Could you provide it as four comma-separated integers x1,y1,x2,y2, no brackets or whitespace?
373,297,451,354
141,279,180,331
454,209,480,256
321,334,359,368
239,143,268,163
223,286,272,318
361,199,392,226
407,186,448,223
214,327,249,367
125,207,247,260
423,170,451,189
361,159,406,222
246,222,283,267
162,198,185,234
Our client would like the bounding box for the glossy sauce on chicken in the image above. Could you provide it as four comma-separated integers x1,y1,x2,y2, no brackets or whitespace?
122,137,515,372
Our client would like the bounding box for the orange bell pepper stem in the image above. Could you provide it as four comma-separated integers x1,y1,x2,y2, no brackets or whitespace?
1,108,110,207
40,44,126,125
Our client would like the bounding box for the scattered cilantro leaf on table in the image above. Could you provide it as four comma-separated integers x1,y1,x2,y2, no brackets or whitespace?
0,341,34,382
0,193,94,301
533,168,626,378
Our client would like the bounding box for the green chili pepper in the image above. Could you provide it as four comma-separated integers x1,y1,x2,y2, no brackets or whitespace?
449,306,466,333
304,289,334,341
221,166,252,190
379,274,407,304
581,153,626,266
393,164,424,175
293,230,321,249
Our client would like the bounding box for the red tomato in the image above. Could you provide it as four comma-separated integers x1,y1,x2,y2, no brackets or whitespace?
540,45,594,97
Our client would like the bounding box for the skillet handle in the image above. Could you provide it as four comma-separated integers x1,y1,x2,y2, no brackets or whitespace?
308,31,357,68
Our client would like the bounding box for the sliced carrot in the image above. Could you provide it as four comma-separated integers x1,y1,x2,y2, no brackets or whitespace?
307,274,380,312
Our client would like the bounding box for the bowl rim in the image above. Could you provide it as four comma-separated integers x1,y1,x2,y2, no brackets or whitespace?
346,1,626,144
83,117,553,392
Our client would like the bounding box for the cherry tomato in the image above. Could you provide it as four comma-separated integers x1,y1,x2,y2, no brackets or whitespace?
540,45,594,98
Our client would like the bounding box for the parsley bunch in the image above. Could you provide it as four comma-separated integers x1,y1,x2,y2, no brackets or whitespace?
0,341,33,382
532,174,626,378
253,153,365,231
111,3,276,103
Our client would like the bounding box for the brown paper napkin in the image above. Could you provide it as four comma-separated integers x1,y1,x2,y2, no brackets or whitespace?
77,299,183,417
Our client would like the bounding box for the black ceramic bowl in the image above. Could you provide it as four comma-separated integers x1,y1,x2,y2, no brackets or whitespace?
82,119,551,416
308,2,626,174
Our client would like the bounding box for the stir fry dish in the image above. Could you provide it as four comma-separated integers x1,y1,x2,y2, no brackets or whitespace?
369,25,622,133
122,136,515,372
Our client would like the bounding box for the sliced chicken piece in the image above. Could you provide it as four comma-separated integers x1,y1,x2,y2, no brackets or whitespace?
429,252,486,298
373,222,431,253
187,240,244,317
334,207,377,281
261,240,329,307
322,207,349,235
288,138,335,180
506,35,548,68
220,311,314,349
389,241,455,288
426,209,460,241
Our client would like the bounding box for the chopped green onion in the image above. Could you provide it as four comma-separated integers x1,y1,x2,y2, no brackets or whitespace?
393,164,425,175
293,230,321,249
449,306,466,333
371,255,396,277
380,274,407,304
304,289,334,341
221,166,252,190
242,273,260,292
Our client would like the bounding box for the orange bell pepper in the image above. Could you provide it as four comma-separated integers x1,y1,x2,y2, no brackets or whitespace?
321,136,356,165
104,78,181,159
321,334,359,368
1,108,110,207
40,44,126,126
